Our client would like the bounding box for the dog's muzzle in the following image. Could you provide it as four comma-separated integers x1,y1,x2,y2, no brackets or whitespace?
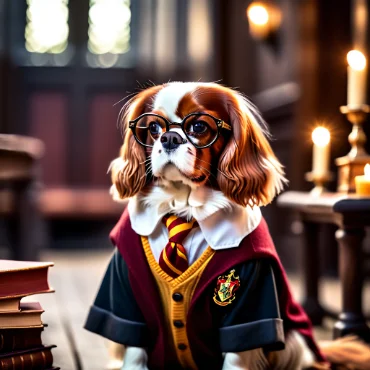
160,131,186,151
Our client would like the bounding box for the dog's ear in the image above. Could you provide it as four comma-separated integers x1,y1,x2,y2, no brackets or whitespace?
217,91,287,207
110,85,162,199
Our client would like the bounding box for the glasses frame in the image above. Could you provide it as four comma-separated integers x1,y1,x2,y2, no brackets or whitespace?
129,112,232,149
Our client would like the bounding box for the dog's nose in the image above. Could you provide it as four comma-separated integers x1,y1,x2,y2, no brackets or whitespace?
160,131,183,151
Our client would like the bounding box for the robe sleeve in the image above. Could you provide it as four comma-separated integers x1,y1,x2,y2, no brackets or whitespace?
219,260,285,353
84,249,148,347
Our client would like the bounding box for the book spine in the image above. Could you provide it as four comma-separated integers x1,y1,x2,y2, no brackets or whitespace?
0,348,53,369
0,332,42,353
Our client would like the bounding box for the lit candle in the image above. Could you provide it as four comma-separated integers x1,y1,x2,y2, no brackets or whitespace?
355,164,370,195
312,127,331,176
347,50,368,106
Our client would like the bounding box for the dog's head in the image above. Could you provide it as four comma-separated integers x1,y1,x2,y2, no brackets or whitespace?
110,82,286,207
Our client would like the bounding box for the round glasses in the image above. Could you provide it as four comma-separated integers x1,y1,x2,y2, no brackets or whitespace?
129,112,232,149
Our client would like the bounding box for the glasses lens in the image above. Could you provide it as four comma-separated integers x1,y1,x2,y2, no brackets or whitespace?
183,114,218,147
134,115,167,146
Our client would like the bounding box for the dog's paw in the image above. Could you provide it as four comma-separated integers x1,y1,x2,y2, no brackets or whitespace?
121,365,149,370
106,359,124,370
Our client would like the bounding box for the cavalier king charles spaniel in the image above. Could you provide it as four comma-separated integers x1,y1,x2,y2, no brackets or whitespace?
107,82,370,370
111,82,285,212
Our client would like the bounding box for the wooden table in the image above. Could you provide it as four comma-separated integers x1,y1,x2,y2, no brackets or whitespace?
0,134,44,260
277,191,370,342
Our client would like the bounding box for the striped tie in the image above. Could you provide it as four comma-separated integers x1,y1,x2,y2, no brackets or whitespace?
159,215,199,278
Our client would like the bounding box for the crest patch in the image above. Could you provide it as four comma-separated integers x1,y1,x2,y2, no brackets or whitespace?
213,269,240,306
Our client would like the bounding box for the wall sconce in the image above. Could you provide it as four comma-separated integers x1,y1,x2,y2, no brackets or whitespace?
246,1,282,41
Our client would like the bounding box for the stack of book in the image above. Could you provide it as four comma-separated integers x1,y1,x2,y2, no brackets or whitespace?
0,260,59,369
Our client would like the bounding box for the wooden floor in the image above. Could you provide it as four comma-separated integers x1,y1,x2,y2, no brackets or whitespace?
21,249,370,370
23,250,114,370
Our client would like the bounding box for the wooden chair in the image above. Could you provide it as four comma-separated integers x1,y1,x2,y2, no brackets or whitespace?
0,134,44,260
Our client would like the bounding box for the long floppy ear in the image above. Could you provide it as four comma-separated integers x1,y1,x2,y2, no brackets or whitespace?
217,91,287,207
110,85,162,200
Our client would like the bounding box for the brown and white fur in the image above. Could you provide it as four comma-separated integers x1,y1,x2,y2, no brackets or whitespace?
109,82,370,370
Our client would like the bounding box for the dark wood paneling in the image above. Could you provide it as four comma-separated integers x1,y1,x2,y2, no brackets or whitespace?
0,0,8,133
294,0,351,191
29,92,68,186
88,94,123,186
255,0,299,91
220,0,257,95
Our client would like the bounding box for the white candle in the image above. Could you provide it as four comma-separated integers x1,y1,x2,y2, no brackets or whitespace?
312,127,331,176
347,50,368,106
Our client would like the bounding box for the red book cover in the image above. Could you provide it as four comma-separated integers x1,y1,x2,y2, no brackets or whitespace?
0,260,54,299
0,345,56,369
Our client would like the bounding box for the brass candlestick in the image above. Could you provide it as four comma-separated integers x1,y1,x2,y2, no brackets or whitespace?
305,171,334,197
336,104,370,193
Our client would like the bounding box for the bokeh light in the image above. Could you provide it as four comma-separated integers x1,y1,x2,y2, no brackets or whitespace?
88,0,131,55
247,3,269,26
25,0,69,54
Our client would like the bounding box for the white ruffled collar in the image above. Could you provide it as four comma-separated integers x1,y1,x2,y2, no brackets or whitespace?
127,185,262,250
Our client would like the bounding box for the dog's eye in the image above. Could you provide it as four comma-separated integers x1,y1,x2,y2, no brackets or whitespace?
191,121,208,134
148,122,162,136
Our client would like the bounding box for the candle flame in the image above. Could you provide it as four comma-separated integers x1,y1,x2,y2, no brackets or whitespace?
365,164,370,178
247,3,269,25
347,50,367,71
312,127,330,147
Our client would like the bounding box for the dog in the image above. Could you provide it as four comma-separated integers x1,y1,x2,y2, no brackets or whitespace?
85,82,370,370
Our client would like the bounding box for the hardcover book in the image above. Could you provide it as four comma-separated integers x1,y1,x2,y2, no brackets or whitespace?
0,291,54,313
0,260,54,299
0,297,21,313
0,302,44,328
0,326,44,353
0,345,56,369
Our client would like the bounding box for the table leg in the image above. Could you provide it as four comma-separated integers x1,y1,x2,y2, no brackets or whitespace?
301,221,325,325
334,227,370,341
11,181,40,261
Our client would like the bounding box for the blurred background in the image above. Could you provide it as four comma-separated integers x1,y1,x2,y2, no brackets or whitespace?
1,0,370,368
2,0,368,272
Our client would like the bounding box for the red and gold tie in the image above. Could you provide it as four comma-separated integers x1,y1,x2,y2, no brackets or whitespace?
159,215,198,278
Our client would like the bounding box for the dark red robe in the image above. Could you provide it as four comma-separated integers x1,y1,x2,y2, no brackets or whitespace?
108,209,325,369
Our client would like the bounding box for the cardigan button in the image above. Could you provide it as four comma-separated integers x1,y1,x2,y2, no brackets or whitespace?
172,292,183,302
173,320,184,328
178,343,187,350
